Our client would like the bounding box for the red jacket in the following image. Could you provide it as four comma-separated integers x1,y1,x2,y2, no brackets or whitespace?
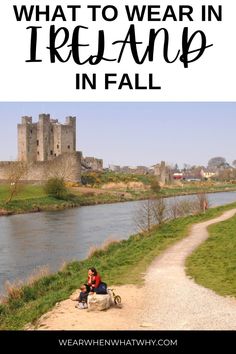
88,274,101,289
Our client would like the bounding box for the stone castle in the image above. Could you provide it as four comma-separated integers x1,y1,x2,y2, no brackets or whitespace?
18,114,76,162
0,115,103,183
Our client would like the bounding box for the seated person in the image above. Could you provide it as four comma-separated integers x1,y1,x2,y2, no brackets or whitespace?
87,267,107,294
75,284,89,309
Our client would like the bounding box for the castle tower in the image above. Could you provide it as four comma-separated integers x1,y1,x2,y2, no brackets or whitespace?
18,115,77,162
18,116,37,162
38,114,51,162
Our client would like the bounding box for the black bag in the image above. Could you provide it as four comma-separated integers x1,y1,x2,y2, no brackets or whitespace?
84,284,91,293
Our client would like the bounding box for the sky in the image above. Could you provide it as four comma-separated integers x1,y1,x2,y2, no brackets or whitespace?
0,102,235,168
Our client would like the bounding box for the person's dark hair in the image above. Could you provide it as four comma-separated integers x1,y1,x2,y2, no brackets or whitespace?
84,283,90,293
88,267,98,275
80,284,87,291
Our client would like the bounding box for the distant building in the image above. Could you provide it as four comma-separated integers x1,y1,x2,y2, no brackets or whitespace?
173,172,183,180
183,177,201,182
200,169,216,180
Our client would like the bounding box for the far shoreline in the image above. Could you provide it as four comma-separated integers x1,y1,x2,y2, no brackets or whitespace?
1,186,236,217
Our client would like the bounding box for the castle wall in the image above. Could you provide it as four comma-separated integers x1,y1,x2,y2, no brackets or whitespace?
0,162,17,180
0,152,82,183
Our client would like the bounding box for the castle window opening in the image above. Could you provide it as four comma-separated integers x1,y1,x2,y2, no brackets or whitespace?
37,151,39,155
50,150,53,155
30,129,32,134
57,144,59,149
37,140,39,146
68,145,70,149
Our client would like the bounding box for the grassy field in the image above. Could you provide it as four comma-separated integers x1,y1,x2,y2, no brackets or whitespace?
186,214,236,297
161,183,236,196
1,201,236,329
0,184,78,214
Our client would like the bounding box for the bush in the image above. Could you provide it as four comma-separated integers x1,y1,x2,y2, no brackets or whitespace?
150,179,161,194
44,178,68,199
81,173,100,186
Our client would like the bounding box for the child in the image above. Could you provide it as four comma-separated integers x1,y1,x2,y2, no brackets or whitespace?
75,284,89,309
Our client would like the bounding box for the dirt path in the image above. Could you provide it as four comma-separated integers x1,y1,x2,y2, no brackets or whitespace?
31,209,236,330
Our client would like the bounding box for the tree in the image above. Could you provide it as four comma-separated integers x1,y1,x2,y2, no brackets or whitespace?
208,157,226,169
174,163,179,171
152,197,166,225
47,153,79,181
5,162,28,204
196,192,209,213
135,197,166,233
232,160,236,168
134,199,155,233
44,177,68,199
183,163,191,171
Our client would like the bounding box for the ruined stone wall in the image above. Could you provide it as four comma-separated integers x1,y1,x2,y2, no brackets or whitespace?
82,157,103,171
154,161,171,185
0,162,17,180
153,161,173,185
0,152,82,183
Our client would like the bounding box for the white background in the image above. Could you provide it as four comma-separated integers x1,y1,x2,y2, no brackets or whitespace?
0,0,235,101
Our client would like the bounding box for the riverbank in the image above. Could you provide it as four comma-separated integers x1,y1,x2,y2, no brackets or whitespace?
1,201,236,329
33,208,236,330
0,183,236,216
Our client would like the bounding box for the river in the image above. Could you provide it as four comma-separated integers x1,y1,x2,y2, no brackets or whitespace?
0,191,236,294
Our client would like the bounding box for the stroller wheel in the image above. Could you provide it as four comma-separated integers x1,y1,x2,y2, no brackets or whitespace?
114,295,121,305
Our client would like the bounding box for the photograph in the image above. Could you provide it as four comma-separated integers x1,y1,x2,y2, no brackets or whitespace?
0,1,236,351
0,102,235,342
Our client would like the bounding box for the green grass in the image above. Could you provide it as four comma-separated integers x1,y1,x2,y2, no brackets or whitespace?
161,183,236,197
1,201,236,329
0,184,46,200
81,171,155,186
186,213,236,297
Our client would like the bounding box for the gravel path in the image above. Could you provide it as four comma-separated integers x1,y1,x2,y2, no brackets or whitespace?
31,209,236,330
140,208,236,329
